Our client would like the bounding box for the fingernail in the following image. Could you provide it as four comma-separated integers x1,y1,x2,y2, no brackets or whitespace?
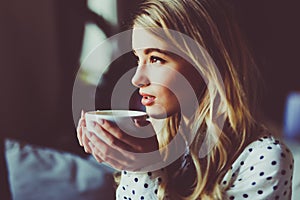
98,119,104,125
92,121,96,127
81,110,84,117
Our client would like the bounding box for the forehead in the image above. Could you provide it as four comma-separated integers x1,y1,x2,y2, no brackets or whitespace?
132,27,171,52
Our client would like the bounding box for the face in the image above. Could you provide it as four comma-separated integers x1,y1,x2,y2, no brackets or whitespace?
131,27,201,118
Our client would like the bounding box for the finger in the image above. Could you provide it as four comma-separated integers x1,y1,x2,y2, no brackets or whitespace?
77,112,86,131
88,142,103,163
77,117,86,129
92,122,134,152
90,140,159,171
77,125,83,146
88,132,135,162
89,132,163,171
89,139,134,171
96,120,157,153
82,127,92,153
134,117,150,127
97,120,142,148
77,119,87,146
81,110,85,119
76,117,87,144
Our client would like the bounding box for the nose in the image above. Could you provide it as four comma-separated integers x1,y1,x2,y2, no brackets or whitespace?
131,65,150,88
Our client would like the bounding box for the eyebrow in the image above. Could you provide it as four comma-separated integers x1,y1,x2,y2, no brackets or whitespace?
133,48,170,56
145,48,170,55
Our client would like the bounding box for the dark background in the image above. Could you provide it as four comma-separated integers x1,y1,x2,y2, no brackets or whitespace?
0,0,299,154
0,1,299,197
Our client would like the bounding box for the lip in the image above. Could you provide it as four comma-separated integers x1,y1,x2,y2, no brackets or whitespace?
139,91,154,97
139,91,156,106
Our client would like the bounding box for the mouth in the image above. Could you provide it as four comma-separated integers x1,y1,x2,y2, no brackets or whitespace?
139,92,156,106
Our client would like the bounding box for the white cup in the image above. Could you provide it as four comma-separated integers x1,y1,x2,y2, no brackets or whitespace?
85,110,148,137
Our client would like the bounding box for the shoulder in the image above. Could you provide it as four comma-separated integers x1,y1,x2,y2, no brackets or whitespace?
221,136,294,200
235,136,294,172
235,136,293,167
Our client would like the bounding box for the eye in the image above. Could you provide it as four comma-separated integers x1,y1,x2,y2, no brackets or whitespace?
149,56,166,64
134,55,140,65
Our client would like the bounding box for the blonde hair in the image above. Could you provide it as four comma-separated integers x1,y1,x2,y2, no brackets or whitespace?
131,0,263,199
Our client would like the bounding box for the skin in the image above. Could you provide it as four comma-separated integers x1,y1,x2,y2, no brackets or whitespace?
77,27,199,170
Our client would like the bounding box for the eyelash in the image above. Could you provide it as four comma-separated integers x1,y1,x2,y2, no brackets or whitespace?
150,56,165,64
135,55,166,65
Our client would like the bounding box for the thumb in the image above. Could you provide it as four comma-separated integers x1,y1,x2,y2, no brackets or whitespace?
134,117,150,127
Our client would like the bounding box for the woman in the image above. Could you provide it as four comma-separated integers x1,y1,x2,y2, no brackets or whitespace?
77,0,294,199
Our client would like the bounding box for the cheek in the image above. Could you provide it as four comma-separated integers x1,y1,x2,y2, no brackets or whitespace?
148,67,178,89
156,85,181,115
157,92,180,117
149,66,199,106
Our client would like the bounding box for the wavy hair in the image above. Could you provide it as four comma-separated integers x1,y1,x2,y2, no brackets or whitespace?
131,0,264,199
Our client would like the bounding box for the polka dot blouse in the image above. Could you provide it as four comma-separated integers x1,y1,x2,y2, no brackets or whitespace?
116,136,294,200
116,170,167,200
221,136,293,200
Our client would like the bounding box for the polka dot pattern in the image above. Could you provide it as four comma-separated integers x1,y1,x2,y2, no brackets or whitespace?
116,136,293,200
116,169,168,200
221,136,294,200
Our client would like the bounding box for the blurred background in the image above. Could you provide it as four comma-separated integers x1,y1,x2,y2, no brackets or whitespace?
0,0,299,199
0,0,141,154
1,0,299,153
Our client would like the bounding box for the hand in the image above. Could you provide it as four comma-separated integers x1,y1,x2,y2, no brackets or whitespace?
76,110,99,158
83,117,161,171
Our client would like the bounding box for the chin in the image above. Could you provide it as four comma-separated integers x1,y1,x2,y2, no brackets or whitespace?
145,105,178,119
